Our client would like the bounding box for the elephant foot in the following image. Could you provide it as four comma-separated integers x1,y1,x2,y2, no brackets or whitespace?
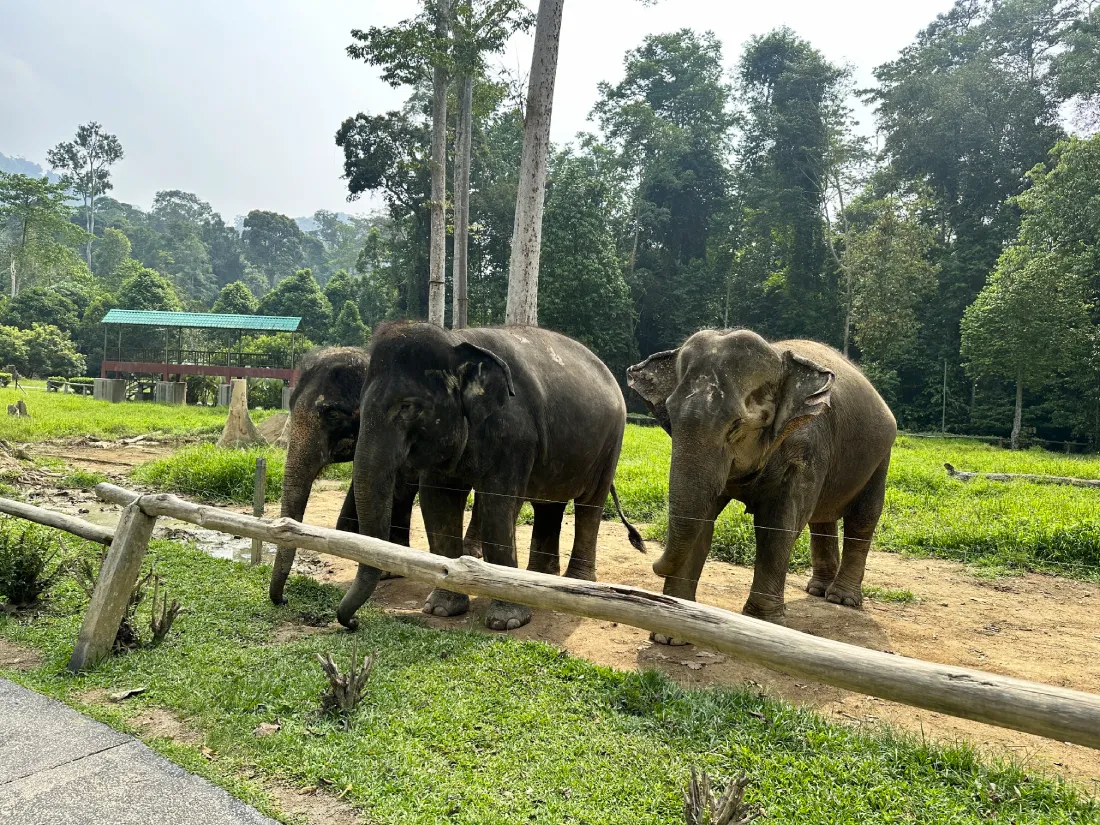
462,539,483,559
423,588,470,618
742,599,788,626
378,570,403,581
563,561,595,581
825,581,863,608
485,600,531,631
650,632,690,646
805,575,834,598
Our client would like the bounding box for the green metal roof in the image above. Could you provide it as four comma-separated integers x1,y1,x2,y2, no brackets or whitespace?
101,309,301,332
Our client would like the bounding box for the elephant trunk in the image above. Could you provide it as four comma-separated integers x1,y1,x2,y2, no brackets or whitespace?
653,439,729,601
269,411,327,605
336,427,401,629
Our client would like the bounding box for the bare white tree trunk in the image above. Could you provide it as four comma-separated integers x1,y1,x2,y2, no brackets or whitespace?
427,0,453,328
505,0,565,327
1011,371,1024,450
452,73,474,330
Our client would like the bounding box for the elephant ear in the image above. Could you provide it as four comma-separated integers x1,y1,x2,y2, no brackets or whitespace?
772,350,835,447
626,349,680,436
455,342,516,417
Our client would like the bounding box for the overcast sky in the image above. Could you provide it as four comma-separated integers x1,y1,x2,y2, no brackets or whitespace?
1,0,955,220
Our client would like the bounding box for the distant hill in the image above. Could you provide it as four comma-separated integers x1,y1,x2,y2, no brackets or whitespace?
0,152,61,183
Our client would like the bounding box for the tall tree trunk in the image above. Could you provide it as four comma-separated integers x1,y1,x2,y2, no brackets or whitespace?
427,0,452,328
87,192,95,267
505,0,565,327
1011,370,1024,451
452,73,474,330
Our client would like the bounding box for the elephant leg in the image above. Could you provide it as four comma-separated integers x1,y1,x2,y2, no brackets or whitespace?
805,521,839,598
527,501,565,576
478,490,530,631
420,481,472,618
377,476,417,581
463,495,483,559
743,486,817,624
828,458,889,608
564,496,603,582
271,482,358,606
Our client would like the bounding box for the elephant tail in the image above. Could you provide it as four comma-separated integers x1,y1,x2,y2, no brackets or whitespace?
610,483,646,553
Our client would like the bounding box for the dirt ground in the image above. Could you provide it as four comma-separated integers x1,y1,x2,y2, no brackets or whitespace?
24,442,1100,789
289,488,1100,789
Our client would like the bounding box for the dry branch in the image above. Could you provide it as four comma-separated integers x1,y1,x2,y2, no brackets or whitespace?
945,463,1100,488
149,574,184,644
684,770,758,825
91,481,1100,751
316,640,375,714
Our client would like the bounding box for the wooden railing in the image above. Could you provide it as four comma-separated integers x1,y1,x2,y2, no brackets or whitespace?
0,484,1099,751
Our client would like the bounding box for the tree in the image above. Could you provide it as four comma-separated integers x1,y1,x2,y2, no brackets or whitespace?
212,281,259,316
538,148,637,379
594,29,735,354
46,122,124,266
505,0,565,326
962,249,1090,448
0,326,29,375
844,199,938,405
241,210,309,287
0,172,87,298
331,300,371,347
150,190,217,301
258,268,332,342
23,324,86,378
349,0,455,327
323,269,358,314
0,286,79,332
116,264,183,311
450,1,533,328
93,227,132,289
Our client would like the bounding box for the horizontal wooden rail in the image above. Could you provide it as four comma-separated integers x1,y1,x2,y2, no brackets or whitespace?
0,496,115,545
89,482,1100,751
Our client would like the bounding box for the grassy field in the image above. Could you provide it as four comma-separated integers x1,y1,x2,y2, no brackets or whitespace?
614,430,1100,580
1,539,1094,824
0,385,277,443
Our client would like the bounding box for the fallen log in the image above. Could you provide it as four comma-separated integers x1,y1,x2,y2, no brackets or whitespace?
93,481,1100,751
944,462,1100,488
0,496,115,545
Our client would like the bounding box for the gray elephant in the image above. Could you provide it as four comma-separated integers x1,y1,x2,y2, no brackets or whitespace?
627,329,896,637
269,346,481,606
337,322,645,632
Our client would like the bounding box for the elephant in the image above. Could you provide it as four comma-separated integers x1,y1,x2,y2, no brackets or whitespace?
627,329,896,638
268,346,481,606
336,322,645,632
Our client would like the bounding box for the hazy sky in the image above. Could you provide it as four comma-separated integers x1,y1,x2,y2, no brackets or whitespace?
1,0,955,220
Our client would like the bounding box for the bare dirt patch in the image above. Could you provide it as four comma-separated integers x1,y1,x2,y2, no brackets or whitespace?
294,488,1100,788
266,781,366,825
270,621,339,645
33,441,177,472
0,637,42,670
129,707,203,745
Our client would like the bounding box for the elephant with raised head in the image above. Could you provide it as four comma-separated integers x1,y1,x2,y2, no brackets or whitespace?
337,322,645,632
269,346,481,606
627,329,896,637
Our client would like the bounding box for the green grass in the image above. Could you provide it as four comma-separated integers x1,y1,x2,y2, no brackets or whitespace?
1,540,1094,824
861,585,917,604
0,385,277,443
133,445,284,503
59,469,110,489
615,429,1100,581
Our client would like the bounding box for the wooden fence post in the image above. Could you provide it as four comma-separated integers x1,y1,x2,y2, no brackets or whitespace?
67,501,157,672
250,457,267,565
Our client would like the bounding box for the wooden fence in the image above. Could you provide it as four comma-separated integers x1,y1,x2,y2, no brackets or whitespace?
1,483,1099,751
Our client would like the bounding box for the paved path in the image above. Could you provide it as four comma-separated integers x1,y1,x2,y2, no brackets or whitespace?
0,679,277,825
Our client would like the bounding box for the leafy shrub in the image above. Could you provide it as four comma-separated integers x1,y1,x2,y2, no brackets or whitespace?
0,372,10,387
133,444,283,503
0,519,67,607
48,376,94,386
247,378,286,410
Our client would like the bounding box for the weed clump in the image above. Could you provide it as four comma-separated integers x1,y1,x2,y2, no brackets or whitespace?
133,444,283,504
0,519,67,608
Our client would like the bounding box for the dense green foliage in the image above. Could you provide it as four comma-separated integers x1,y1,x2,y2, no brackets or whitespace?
1,539,1095,824
132,445,284,503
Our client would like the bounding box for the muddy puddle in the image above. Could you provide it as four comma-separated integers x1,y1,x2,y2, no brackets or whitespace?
23,487,265,564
